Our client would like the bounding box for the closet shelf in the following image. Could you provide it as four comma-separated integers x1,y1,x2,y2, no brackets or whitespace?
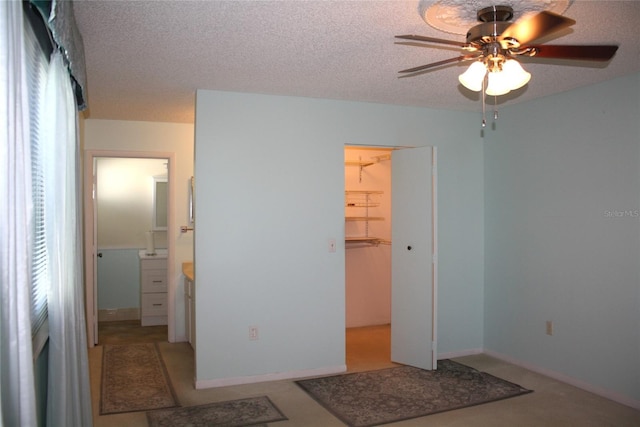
345,152,388,183
345,160,375,167
345,191,383,208
345,237,391,247
344,154,390,168
346,216,384,221
345,190,383,194
347,202,380,208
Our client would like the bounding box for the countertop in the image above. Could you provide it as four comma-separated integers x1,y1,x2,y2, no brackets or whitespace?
182,262,194,281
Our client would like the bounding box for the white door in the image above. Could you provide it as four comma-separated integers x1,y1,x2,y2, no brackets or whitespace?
391,146,437,370
92,161,99,344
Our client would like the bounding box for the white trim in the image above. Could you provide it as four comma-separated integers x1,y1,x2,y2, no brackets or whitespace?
484,349,640,410
195,365,347,389
431,146,438,370
437,348,483,360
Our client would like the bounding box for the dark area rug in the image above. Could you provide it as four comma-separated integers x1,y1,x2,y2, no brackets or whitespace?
296,359,532,427
146,396,288,427
100,342,178,415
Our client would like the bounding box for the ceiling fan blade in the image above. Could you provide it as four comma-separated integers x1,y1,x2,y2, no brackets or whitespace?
398,55,477,74
395,34,467,48
500,11,575,45
523,44,619,61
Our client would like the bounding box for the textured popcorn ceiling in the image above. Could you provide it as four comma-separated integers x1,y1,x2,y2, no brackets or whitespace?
421,0,572,34
73,0,640,124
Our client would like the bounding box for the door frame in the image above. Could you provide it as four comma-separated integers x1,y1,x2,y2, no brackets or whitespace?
83,149,177,346
344,145,438,369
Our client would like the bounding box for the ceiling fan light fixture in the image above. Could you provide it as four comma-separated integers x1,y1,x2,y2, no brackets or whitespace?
486,70,512,96
502,59,531,90
401,2,617,125
458,61,487,92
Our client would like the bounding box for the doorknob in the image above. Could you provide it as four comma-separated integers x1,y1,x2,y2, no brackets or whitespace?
97,252,103,257
407,245,412,251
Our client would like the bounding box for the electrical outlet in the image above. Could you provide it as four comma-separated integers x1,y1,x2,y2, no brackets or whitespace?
546,320,553,336
249,326,259,341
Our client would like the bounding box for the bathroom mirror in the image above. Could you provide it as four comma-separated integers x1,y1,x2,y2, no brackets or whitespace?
153,177,168,230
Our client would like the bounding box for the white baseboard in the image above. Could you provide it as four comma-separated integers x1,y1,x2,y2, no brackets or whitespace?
195,364,347,389
438,348,483,360
484,349,640,411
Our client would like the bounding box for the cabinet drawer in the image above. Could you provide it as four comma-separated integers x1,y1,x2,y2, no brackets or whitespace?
141,269,167,293
141,293,167,316
140,258,166,270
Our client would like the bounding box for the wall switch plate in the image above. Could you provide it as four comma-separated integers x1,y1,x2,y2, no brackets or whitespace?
546,320,553,336
328,238,337,253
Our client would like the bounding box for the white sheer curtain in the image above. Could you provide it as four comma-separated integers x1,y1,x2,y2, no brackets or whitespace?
1,2,92,425
0,1,38,427
43,51,92,427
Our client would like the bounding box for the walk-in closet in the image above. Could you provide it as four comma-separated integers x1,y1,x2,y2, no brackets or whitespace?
345,147,393,366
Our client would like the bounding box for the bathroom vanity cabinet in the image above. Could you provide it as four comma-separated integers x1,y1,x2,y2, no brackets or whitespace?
183,262,195,350
139,250,168,326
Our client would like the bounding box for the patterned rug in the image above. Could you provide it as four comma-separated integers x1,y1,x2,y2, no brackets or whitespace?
100,342,178,415
146,396,288,427
296,359,532,427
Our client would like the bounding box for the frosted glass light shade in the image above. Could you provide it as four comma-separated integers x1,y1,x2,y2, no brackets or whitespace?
486,70,511,96
502,59,531,90
458,61,487,92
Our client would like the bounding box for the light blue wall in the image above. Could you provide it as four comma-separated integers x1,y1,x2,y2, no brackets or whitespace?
484,73,640,402
194,90,485,382
97,248,140,309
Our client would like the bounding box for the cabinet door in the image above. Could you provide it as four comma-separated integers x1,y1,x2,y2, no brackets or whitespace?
190,281,196,349
185,279,193,345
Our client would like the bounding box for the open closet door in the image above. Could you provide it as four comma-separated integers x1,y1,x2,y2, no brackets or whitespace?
391,146,437,370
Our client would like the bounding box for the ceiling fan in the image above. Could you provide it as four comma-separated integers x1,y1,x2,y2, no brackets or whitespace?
396,4,618,122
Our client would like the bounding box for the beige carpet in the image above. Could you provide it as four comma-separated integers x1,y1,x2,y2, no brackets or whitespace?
100,342,178,415
146,396,287,426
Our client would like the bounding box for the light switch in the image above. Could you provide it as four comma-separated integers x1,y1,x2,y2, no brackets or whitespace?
328,238,337,253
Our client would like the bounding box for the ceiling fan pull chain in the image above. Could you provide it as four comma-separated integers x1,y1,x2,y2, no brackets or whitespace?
493,96,498,121
481,74,487,127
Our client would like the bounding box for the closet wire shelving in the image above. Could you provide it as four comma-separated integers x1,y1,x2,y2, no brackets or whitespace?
345,190,388,247
345,153,391,247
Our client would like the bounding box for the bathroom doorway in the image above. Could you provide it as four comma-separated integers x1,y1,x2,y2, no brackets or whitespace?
84,150,176,346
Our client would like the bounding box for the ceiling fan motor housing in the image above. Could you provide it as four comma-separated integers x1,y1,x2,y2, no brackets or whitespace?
477,5,513,23
467,6,520,49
